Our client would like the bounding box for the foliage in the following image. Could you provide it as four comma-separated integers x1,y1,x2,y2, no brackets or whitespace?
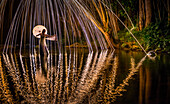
110,0,138,24
135,21,170,52
119,21,170,52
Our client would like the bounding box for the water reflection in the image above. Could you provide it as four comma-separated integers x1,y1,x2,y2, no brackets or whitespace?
0,50,169,103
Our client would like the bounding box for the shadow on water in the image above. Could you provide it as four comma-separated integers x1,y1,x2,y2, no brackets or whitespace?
0,49,170,104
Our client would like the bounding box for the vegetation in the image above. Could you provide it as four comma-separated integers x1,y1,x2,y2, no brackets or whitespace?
109,0,170,53
136,22,170,52
119,21,170,53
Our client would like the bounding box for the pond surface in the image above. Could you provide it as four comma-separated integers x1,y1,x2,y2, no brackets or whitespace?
0,48,170,104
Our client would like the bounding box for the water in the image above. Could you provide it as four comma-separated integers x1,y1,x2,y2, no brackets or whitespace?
0,48,169,104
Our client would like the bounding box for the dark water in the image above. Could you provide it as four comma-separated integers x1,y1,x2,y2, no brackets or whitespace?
0,49,170,104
